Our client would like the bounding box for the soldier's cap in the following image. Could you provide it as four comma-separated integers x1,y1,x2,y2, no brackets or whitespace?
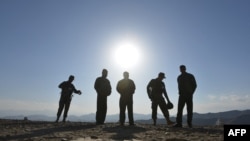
158,72,166,78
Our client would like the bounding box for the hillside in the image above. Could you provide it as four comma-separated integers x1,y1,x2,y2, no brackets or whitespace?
0,119,223,141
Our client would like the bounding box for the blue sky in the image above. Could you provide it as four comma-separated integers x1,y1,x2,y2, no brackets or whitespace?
0,0,249,117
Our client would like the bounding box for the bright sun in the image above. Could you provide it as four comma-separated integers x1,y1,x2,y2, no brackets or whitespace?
114,41,141,69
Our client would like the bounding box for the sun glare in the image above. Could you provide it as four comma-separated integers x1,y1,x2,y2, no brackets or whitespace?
114,41,141,69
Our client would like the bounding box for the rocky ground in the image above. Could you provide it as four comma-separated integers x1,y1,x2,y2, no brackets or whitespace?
0,119,224,141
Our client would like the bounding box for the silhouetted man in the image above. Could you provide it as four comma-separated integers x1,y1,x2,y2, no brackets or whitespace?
147,72,175,126
94,69,112,125
174,65,197,128
116,71,136,126
56,75,82,123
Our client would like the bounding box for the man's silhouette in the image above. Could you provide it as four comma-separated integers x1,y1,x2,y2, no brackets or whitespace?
116,71,136,126
174,65,197,128
56,75,82,122
94,69,112,125
147,72,175,126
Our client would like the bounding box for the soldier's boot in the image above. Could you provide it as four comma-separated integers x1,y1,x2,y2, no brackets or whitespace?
153,119,156,126
62,117,66,123
166,118,175,126
55,116,59,123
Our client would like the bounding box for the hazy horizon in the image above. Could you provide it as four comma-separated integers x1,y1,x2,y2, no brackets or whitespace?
1,108,249,118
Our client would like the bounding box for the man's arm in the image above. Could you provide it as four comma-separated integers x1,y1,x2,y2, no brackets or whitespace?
162,83,170,102
58,81,65,89
147,80,153,99
94,78,100,94
191,74,197,94
105,80,112,96
94,78,98,90
130,80,136,94
177,76,181,94
116,81,121,94
72,85,82,95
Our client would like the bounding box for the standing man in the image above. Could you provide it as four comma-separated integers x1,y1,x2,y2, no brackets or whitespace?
56,75,82,123
174,65,197,128
94,69,112,125
116,71,136,126
147,72,175,126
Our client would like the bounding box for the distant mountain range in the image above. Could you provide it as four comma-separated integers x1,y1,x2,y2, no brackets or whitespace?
137,109,250,126
1,109,250,126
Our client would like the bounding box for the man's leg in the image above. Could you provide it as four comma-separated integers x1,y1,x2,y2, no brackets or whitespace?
186,96,193,128
96,95,102,124
96,95,107,124
119,98,126,125
151,101,158,125
175,95,186,127
63,99,71,122
56,100,64,122
158,99,174,125
96,96,99,123
127,100,134,125
100,96,107,124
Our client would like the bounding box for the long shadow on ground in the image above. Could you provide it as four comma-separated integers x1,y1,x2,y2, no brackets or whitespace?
103,124,147,140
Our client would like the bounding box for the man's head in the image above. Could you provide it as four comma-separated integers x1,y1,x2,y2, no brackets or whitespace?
158,72,166,80
102,69,108,77
123,71,129,79
68,75,74,82
180,65,186,73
